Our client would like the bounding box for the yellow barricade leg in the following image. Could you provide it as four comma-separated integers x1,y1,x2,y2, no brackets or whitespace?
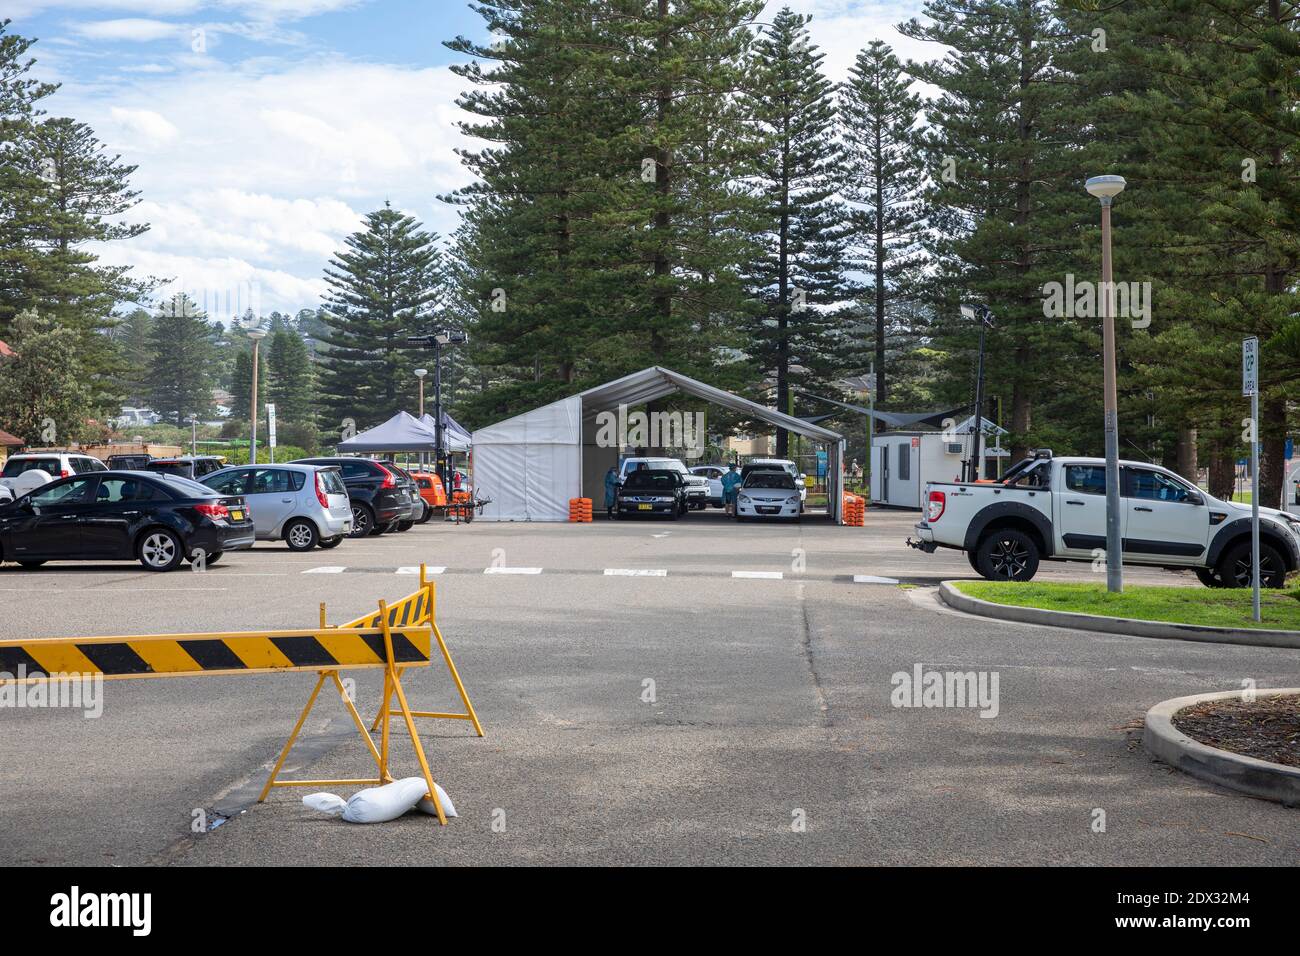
379,600,446,825
367,570,484,737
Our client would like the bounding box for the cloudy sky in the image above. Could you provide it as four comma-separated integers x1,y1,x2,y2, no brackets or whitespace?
10,0,930,320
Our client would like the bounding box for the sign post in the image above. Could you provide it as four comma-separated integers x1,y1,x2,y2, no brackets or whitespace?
266,402,278,465
1243,337,1260,622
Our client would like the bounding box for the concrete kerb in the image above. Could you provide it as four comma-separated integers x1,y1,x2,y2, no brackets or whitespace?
1142,689,1300,807
937,580,1300,650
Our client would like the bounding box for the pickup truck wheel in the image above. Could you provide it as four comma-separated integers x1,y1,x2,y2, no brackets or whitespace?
1194,567,1225,588
975,529,1040,582
966,550,981,573
1218,540,1287,588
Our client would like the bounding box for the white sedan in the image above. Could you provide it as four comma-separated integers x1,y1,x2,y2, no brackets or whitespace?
736,471,802,521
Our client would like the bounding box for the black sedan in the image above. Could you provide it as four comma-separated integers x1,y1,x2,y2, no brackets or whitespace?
0,471,255,571
613,469,689,519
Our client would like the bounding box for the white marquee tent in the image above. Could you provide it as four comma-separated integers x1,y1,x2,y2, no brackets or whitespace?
471,366,846,522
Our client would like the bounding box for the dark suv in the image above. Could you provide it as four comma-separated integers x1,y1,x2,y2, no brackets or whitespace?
145,456,226,480
291,457,413,537
375,461,425,530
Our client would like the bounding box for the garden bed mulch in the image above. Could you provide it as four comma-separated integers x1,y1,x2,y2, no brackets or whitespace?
1172,694,1300,768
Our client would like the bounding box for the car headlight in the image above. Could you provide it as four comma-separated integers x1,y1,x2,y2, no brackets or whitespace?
739,495,751,504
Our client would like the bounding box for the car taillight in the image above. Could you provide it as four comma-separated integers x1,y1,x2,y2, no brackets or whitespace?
315,472,329,508
195,502,230,520
927,490,945,522
378,466,397,489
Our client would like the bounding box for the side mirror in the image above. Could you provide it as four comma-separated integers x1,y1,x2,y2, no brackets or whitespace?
1186,491,1204,506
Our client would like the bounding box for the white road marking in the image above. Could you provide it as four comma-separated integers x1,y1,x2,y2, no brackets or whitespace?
652,532,672,538
397,566,446,575
603,568,668,577
483,567,543,575
854,574,900,584
302,566,346,574
732,570,784,579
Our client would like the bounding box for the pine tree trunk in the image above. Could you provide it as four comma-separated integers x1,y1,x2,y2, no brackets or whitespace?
1009,356,1031,462
1208,438,1236,501
1176,427,1197,482
1259,395,1285,510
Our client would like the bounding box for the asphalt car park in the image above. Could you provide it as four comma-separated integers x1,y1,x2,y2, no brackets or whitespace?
4,509,1294,866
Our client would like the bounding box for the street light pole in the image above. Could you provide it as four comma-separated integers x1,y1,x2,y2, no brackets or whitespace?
1086,174,1127,594
246,327,267,467
414,367,428,471
405,329,467,493
433,342,445,491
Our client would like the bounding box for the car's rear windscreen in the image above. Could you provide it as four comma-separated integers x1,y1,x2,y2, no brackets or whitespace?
1,458,59,477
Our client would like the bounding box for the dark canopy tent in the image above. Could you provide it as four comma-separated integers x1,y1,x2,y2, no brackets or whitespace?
337,411,440,452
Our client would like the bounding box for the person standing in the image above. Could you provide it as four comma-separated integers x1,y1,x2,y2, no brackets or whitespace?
604,465,621,518
721,463,743,516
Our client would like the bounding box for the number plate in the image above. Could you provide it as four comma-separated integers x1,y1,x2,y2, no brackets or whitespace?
230,510,245,521
638,504,652,511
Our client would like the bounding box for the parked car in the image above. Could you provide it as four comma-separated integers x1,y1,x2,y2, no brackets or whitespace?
375,461,424,529
736,469,802,521
202,464,351,550
743,458,807,506
613,468,689,519
1,451,107,480
619,457,709,510
291,457,414,537
0,471,254,571
907,449,1300,586
145,455,226,480
106,453,153,470
689,464,728,507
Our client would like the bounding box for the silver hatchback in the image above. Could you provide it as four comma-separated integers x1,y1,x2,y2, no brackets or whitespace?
201,464,352,550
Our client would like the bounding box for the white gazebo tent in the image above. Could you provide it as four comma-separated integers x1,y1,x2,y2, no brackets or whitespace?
471,366,846,522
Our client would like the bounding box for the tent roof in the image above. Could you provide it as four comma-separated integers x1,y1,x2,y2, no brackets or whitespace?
796,391,971,430
579,367,842,443
337,410,440,452
419,411,472,446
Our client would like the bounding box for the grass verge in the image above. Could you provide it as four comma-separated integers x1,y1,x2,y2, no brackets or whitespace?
953,580,1300,631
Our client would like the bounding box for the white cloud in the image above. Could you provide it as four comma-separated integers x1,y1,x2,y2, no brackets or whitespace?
70,17,186,41
57,59,475,314
8,0,358,21
765,0,938,79
108,106,179,142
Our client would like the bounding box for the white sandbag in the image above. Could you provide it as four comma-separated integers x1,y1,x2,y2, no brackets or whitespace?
302,792,348,816
417,783,457,819
301,777,456,824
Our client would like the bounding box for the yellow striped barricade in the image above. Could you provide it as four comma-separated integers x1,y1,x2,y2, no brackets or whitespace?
0,591,458,823
331,564,483,739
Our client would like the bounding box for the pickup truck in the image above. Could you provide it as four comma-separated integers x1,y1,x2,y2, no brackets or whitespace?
907,450,1300,587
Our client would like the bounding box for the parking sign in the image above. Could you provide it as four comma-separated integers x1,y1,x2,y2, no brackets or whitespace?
1242,337,1258,396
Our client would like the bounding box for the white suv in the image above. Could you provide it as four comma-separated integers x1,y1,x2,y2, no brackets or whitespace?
0,453,107,502
1,452,106,481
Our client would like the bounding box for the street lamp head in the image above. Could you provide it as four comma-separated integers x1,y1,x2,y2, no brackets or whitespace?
245,328,267,342
1085,175,1126,202
414,368,428,379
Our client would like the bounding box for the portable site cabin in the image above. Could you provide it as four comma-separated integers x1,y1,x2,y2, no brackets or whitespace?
471,366,847,522
870,416,1008,510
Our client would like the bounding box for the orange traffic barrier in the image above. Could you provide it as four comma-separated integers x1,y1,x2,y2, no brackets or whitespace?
568,497,593,523
842,493,866,527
